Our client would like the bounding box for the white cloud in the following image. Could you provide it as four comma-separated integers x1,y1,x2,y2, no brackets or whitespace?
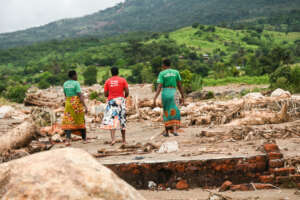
0,0,124,33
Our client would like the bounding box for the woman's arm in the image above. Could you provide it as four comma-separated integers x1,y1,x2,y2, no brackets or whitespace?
124,87,129,98
78,92,88,113
153,84,162,107
177,81,185,105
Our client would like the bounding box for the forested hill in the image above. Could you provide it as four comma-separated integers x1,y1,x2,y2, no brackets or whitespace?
1,0,300,49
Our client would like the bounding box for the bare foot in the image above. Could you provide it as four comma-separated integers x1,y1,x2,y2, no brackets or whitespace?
65,142,71,147
65,139,71,146
122,141,127,145
111,141,116,146
82,140,89,144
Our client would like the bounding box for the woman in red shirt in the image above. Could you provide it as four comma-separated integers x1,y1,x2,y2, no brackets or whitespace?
101,67,129,145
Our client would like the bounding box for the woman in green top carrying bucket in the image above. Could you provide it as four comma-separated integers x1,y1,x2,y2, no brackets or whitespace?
153,59,184,137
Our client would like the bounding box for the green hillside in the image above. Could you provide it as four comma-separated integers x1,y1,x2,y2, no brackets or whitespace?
0,0,299,49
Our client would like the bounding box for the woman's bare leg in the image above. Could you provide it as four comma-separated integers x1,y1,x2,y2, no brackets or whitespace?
110,129,116,145
65,130,72,146
121,129,126,144
172,126,179,136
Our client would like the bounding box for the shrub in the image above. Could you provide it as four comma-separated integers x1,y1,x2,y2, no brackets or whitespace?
206,91,214,99
38,79,51,89
180,70,202,93
270,65,300,93
190,75,203,92
5,85,29,103
192,23,199,28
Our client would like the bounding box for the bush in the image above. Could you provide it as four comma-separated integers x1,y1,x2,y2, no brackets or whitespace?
270,65,300,93
83,66,98,86
269,65,291,88
192,23,199,28
5,85,29,103
38,79,51,89
190,75,203,92
180,70,202,93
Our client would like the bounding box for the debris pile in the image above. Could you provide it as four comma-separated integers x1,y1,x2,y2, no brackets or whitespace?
94,143,158,158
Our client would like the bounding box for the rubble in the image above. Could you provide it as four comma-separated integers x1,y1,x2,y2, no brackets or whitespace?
0,148,145,200
24,86,65,108
0,106,15,119
0,121,36,155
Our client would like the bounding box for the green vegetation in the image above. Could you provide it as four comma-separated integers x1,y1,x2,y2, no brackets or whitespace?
83,66,98,86
0,0,299,49
0,23,299,103
270,64,300,93
203,76,269,86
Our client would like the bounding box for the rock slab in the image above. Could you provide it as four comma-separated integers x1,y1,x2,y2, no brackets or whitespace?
0,148,145,200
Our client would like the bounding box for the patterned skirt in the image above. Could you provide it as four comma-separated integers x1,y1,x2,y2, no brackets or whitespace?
162,88,181,128
101,97,126,130
61,96,85,130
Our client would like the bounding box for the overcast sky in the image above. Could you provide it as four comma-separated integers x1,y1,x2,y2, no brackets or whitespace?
0,0,124,33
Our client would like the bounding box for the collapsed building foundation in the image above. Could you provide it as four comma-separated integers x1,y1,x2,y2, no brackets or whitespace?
105,143,300,191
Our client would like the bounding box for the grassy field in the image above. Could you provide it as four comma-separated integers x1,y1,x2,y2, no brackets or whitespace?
203,75,269,86
150,26,300,63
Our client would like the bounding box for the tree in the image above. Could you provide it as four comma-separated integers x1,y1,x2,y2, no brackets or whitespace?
83,66,98,86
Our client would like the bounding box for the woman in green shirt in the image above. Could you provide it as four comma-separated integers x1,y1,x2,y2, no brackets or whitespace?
153,59,184,137
61,70,88,146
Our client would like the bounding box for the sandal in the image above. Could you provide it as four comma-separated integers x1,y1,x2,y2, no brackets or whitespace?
172,132,179,136
163,133,169,137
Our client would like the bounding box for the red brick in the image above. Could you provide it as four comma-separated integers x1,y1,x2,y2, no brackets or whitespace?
230,185,241,191
276,176,291,184
240,184,253,191
264,144,279,153
291,174,300,183
158,184,166,190
176,164,185,173
259,175,274,183
273,168,295,176
219,181,232,192
230,184,253,191
269,159,284,168
176,180,189,190
133,169,140,175
248,163,257,170
253,183,275,190
256,156,266,162
268,152,283,160
256,162,267,171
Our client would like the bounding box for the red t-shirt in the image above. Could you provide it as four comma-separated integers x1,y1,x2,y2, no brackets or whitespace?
104,76,128,100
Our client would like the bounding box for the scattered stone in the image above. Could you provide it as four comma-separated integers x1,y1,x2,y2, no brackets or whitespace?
219,180,233,192
244,92,264,100
208,193,231,200
158,141,179,153
264,143,280,153
51,134,63,143
176,180,189,190
271,88,291,98
0,106,15,119
148,181,157,190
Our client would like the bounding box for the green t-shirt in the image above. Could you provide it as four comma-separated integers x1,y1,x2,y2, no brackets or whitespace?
63,80,81,97
157,69,182,88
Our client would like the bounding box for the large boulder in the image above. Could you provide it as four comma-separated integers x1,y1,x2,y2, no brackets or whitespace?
271,88,291,98
0,148,146,200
